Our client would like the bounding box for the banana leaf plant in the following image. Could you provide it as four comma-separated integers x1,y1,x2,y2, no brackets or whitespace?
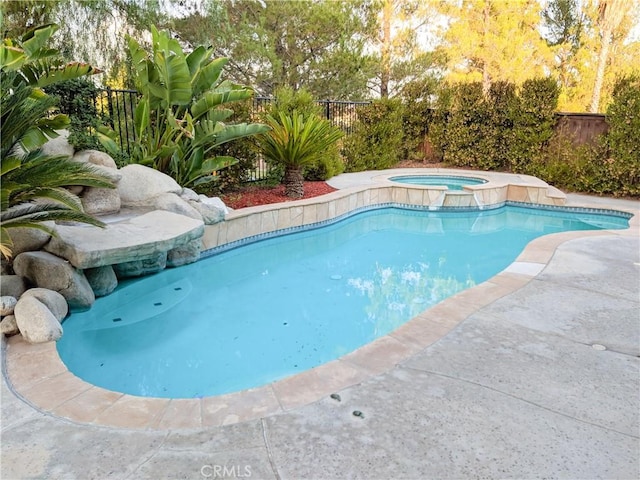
0,26,112,259
127,26,269,187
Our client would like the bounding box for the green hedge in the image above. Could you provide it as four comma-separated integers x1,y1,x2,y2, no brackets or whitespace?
343,98,404,172
428,78,559,173
602,74,640,196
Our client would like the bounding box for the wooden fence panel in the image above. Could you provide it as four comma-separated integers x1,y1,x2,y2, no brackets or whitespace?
555,113,608,146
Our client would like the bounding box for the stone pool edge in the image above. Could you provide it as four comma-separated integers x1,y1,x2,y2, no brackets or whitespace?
2,182,638,431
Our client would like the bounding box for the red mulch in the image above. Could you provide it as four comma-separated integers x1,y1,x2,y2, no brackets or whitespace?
220,181,337,209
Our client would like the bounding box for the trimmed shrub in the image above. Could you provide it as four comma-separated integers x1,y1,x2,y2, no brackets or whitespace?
44,78,104,151
485,81,519,170
427,83,454,162
400,78,438,162
509,77,559,172
343,98,404,172
204,98,262,194
440,82,491,168
603,73,640,196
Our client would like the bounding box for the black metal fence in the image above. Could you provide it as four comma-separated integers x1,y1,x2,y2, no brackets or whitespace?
252,96,369,135
96,87,139,156
96,89,369,181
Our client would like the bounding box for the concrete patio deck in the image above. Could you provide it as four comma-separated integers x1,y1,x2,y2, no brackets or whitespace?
1,173,638,479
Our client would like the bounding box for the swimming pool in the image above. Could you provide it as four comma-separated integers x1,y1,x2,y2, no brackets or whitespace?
389,175,487,189
57,204,630,398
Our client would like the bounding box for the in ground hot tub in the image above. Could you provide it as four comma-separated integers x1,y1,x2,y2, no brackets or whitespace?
389,175,487,190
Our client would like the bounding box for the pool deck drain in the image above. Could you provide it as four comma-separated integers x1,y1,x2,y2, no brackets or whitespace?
1,173,639,479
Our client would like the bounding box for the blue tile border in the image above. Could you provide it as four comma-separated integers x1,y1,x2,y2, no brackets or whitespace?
200,200,633,260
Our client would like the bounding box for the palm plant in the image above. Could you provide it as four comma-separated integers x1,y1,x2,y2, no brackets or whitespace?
257,111,343,198
1,26,113,259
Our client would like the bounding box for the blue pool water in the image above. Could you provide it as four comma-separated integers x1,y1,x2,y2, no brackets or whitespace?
390,175,487,189
57,205,630,398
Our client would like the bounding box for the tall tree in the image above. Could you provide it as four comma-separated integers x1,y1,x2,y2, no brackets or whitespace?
374,0,444,98
172,0,378,100
589,0,633,112
541,0,587,110
437,0,552,93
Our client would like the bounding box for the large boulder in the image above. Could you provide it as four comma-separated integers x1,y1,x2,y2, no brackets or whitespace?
118,164,181,205
13,251,95,308
81,186,121,215
40,130,74,158
188,196,226,225
0,315,19,336
0,296,17,316
153,192,202,221
14,296,63,343
0,275,28,298
20,288,68,321
167,239,201,267
199,195,229,215
113,252,167,278
85,265,118,297
179,188,200,202
6,223,54,256
73,149,118,169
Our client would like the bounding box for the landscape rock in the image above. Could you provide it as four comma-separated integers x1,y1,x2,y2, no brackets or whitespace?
199,195,230,215
0,315,19,336
1,258,12,275
179,188,200,202
0,275,27,298
81,186,121,215
7,223,54,256
67,185,84,196
167,239,201,267
0,296,17,316
45,210,204,269
14,296,63,343
13,251,95,308
89,164,122,183
20,288,68,321
153,192,203,221
73,149,118,169
118,164,182,205
85,265,118,297
114,252,167,278
189,198,225,224
40,130,74,158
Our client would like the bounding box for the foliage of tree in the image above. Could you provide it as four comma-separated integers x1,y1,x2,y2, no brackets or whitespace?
373,0,445,98
125,25,269,188
589,0,634,112
541,0,587,110
0,24,114,258
1,0,167,84
256,112,343,198
172,0,378,100
342,98,404,172
436,0,552,94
